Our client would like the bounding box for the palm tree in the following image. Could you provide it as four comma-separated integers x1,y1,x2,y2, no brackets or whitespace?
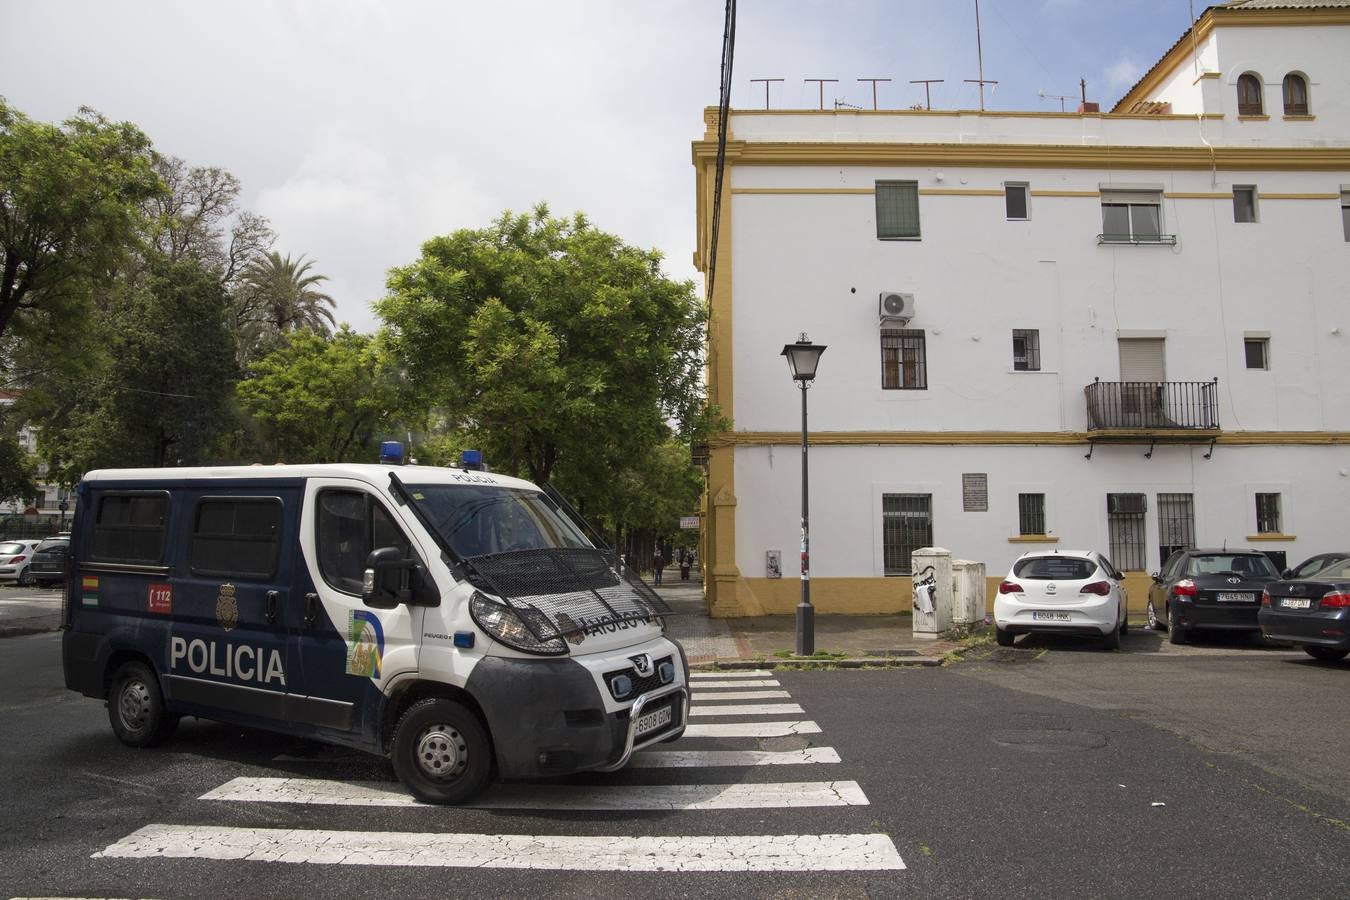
240,251,337,335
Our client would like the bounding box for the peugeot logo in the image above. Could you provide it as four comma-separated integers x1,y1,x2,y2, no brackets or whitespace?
1227,577,1241,584
630,654,653,676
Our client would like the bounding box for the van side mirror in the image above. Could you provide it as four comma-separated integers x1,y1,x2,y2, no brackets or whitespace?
1150,572,1161,582
363,546,440,609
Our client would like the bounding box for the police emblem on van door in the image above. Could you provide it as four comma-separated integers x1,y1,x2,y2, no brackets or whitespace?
629,653,653,676
216,582,239,632
346,610,385,679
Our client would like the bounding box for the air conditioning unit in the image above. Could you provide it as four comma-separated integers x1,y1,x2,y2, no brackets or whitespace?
878,291,915,325
1107,494,1148,515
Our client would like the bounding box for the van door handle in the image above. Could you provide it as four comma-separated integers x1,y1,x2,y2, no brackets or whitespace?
304,592,320,626
265,590,279,624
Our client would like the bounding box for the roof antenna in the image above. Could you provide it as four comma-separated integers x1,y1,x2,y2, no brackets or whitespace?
964,0,998,110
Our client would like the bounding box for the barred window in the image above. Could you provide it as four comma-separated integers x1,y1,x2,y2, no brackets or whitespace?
883,494,932,576
1107,493,1147,571
1157,493,1195,565
1255,493,1282,534
1018,494,1046,535
881,329,927,390
1244,337,1269,370
875,180,920,239
1005,183,1029,220
191,497,283,580
1012,329,1040,371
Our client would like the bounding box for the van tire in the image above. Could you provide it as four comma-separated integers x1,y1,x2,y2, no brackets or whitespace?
391,698,492,804
108,661,178,747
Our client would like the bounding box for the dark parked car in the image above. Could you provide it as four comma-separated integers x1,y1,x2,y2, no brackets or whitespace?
1260,557,1350,663
27,536,70,588
1147,549,1282,644
1282,552,1350,580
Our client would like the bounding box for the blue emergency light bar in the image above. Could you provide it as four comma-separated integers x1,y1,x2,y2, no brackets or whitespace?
380,441,405,465
460,449,486,471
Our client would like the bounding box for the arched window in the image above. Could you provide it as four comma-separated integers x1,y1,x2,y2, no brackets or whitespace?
1237,72,1263,115
1283,73,1309,115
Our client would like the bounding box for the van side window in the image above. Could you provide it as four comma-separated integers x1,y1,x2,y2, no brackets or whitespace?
317,490,411,595
190,497,283,580
91,492,169,564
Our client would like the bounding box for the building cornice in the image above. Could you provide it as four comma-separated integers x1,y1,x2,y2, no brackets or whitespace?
711,431,1350,448
692,140,1350,172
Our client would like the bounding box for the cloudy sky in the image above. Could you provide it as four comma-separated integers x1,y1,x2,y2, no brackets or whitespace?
1,0,1192,332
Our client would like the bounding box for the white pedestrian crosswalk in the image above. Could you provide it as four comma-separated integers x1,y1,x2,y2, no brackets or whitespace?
90,666,906,876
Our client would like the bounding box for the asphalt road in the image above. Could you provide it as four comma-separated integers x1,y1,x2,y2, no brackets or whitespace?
1,629,1345,898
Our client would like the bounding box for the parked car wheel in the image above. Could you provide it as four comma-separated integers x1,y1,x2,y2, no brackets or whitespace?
1303,646,1348,663
1102,618,1121,651
17,569,35,586
108,661,178,747
995,626,1015,647
391,698,492,804
1146,601,1163,631
1167,606,1188,645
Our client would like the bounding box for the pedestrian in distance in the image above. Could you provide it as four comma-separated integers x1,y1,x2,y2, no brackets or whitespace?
652,549,666,585
680,550,691,581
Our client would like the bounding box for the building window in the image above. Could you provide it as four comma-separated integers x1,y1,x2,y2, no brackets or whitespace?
1012,329,1041,371
875,180,920,239
1157,493,1195,566
1282,73,1308,115
1342,191,1349,242
1233,186,1257,223
1018,494,1046,535
91,492,170,564
1100,191,1166,243
883,493,932,575
1244,337,1269,370
881,329,927,389
1237,72,1263,115
1005,183,1029,220
1256,493,1282,534
1106,493,1147,571
190,498,283,580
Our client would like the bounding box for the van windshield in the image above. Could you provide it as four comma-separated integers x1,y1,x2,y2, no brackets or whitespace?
406,484,591,559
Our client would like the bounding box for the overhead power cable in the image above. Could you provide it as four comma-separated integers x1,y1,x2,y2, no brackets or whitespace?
706,0,736,303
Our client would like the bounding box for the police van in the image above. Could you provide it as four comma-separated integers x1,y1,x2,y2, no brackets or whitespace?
61,458,687,803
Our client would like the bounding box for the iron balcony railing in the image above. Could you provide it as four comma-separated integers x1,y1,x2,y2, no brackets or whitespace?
1085,379,1220,431
1097,233,1178,245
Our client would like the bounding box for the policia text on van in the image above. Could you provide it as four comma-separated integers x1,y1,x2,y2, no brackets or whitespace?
61,462,688,803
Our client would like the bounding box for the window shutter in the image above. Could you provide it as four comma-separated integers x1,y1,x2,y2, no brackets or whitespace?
1118,338,1165,383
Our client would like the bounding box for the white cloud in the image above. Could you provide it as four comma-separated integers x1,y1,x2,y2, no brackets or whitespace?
1105,56,1144,91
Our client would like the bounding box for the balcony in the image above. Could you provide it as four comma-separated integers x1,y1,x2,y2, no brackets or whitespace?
1085,379,1220,439
1096,233,1177,246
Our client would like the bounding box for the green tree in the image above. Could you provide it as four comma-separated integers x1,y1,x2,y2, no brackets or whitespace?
0,422,37,505
236,327,402,463
0,98,161,342
40,256,239,479
378,206,709,505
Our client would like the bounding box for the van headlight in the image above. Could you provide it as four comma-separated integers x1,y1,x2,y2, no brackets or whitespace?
469,592,568,656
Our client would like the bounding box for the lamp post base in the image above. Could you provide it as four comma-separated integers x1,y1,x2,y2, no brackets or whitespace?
796,600,815,656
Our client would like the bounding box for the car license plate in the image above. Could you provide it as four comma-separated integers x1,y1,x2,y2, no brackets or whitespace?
634,703,673,738
1031,611,1071,622
1281,598,1312,609
1217,592,1254,602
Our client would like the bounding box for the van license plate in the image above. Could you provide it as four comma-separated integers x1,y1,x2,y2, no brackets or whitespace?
1031,611,1071,621
634,704,673,738
1217,592,1254,603
1281,598,1311,609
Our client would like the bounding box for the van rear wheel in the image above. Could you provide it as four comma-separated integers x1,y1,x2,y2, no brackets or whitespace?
391,698,491,804
108,661,177,747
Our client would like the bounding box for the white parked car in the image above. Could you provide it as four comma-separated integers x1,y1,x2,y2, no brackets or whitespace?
0,539,42,586
994,550,1129,650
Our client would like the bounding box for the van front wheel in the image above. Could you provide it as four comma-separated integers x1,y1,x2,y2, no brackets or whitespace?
391,698,492,804
108,661,177,747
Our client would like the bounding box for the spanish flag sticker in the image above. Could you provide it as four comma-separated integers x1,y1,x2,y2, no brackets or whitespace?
82,574,99,607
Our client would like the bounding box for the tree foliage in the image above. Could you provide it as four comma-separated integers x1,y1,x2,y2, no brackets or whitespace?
39,256,239,479
378,206,709,511
0,98,161,342
236,327,402,463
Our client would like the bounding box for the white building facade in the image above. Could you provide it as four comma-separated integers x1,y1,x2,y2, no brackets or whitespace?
692,0,1350,617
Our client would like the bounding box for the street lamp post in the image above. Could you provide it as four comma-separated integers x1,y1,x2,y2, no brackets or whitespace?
780,334,826,656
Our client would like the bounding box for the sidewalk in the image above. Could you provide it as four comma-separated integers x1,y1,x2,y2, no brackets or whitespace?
654,579,961,667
